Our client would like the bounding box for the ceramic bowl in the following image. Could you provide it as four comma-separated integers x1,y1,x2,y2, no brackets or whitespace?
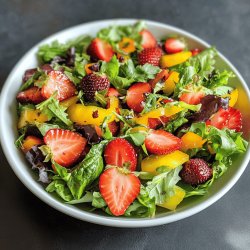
1,19,250,227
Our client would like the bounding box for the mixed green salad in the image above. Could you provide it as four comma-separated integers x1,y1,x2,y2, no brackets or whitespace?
15,21,248,217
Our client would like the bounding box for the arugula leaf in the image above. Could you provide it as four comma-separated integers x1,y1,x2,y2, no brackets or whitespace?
38,35,92,63
20,70,42,91
66,191,93,204
164,111,188,133
126,132,147,146
146,166,182,204
36,94,73,127
125,185,156,218
14,133,25,148
92,192,107,208
100,55,119,79
97,21,145,48
101,115,113,140
204,70,235,88
35,122,60,136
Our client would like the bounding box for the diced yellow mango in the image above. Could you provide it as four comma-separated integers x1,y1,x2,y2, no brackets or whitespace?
67,96,119,126
160,51,192,68
223,89,238,107
129,126,149,133
133,106,183,127
18,109,48,129
181,131,206,151
60,96,79,108
141,150,189,174
157,186,185,210
118,37,136,53
163,71,179,95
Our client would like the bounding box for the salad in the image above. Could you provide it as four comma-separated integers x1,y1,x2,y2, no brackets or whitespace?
15,22,248,217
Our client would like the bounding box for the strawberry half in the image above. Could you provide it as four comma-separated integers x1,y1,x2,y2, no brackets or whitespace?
191,48,202,56
145,130,182,155
107,87,120,97
104,138,137,171
126,82,151,113
81,73,110,101
87,38,114,62
99,167,140,216
179,91,205,105
44,129,87,167
41,70,76,101
164,38,185,54
138,47,163,66
108,121,120,136
180,158,212,185
139,29,157,49
149,69,169,88
148,116,169,129
206,107,242,132
16,86,45,104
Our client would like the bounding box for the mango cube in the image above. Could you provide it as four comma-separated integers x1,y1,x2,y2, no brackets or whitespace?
157,186,185,210
141,150,189,174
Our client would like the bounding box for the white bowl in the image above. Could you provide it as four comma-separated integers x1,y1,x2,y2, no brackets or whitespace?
1,19,250,228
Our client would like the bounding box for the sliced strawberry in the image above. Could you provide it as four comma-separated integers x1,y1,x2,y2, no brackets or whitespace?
179,91,205,105
126,82,151,113
41,70,76,101
107,87,120,97
16,86,45,104
44,129,87,167
148,116,169,129
139,29,157,49
206,107,242,132
164,38,185,54
87,38,114,62
99,167,140,216
149,69,169,88
108,121,119,136
138,47,163,66
104,138,137,171
145,130,182,155
191,48,202,56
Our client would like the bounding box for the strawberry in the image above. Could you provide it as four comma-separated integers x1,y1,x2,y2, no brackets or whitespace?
164,38,185,54
191,48,202,56
108,121,119,136
104,138,137,171
41,70,76,101
138,47,163,66
179,91,205,105
99,167,140,216
148,116,169,129
126,82,151,113
206,107,242,132
180,158,212,185
107,87,120,97
145,130,182,155
87,38,114,62
81,73,110,101
149,69,169,88
44,129,87,167
139,29,157,49
16,86,45,104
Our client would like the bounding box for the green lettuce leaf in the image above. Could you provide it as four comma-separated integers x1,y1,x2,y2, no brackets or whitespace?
145,166,182,204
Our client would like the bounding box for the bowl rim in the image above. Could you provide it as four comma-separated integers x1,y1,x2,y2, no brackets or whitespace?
1,18,250,228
